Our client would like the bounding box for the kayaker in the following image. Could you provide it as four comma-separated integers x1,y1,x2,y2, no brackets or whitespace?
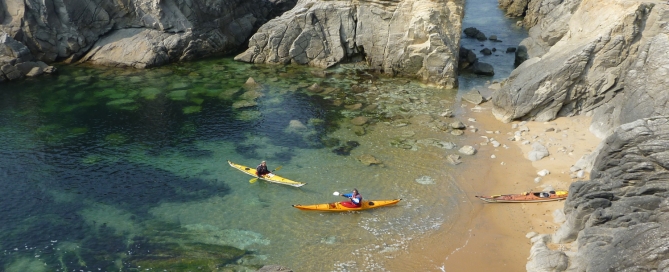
256,161,271,177
342,189,362,207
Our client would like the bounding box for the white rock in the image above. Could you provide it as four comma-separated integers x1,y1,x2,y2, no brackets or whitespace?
534,177,542,183
491,154,496,159
491,140,501,147
537,169,550,176
458,145,477,155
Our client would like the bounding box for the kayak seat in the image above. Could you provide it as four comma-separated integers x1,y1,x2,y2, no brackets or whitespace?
369,202,375,206
245,167,250,170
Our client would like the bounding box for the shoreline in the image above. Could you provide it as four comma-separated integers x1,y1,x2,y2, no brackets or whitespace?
387,98,602,271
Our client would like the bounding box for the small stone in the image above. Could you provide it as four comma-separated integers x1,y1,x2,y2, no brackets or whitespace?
350,116,369,126
490,154,496,159
491,140,501,147
458,145,477,155
415,175,435,185
468,118,477,122
576,170,585,178
545,127,555,132
357,154,382,166
537,169,550,176
446,154,462,165
451,130,464,136
344,103,362,110
450,121,466,129
534,177,542,183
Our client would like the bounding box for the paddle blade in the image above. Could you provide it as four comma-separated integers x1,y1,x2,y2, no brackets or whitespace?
333,191,340,196
250,178,258,183
273,166,282,172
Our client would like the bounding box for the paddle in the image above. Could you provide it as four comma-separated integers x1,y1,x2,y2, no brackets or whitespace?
249,166,283,183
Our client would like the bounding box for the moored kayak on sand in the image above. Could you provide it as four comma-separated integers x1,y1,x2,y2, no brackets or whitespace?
292,199,401,211
476,190,568,203
227,160,306,187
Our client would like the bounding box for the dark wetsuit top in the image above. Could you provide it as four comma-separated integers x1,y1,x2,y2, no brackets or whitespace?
256,164,270,176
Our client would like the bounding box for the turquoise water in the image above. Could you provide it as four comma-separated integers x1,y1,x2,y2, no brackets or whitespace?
0,1,527,270
0,59,469,271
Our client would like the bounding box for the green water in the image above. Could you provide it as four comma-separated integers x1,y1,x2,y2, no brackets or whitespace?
0,58,471,271
0,1,528,270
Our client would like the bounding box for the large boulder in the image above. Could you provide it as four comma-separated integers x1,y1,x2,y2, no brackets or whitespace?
0,0,297,69
235,0,464,88
492,1,654,123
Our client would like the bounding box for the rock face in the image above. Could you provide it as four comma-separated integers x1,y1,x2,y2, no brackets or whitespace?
536,117,669,271
235,0,464,88
492,0,658,128
0,32,57,81
0,0,297,70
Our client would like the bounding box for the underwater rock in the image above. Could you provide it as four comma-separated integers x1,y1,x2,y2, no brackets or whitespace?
244,77,263,91
332,141,360,156
350,116,369,126
344,103,362,110
415,175,435,185
528,142,549,161
357,154,383,166
232,100,258,109
288,120,307,130
307,83,323,93
257,265,294,272
351,126,366,136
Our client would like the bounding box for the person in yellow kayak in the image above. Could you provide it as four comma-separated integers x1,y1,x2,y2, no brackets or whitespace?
256,161,271,177
341,189,363,208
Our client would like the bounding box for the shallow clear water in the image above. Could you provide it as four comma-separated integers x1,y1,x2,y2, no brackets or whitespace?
0,1,526,270
0,58,468,271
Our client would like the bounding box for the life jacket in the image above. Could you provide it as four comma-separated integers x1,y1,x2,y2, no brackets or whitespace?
351,193,362,206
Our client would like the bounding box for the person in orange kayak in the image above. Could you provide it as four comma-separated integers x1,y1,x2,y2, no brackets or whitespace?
256,161,271,177
342,189,362,207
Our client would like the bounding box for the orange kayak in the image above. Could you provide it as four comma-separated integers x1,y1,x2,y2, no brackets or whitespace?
292,199,401,211
476,191,568,203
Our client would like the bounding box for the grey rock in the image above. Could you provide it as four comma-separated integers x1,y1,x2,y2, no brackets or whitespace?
506,47,516,53
528,142,549,161
236,0,463,87
1,64,22,80
446,154,462,165
450,121,466,129
546,117,669,271
492,1,657,125
459,47,478,69
480,48,492,55
514,45,528,67
462,90,484,105
458,145,476,155
1,0,297,72
526,234,568,272
463,27,482,38
472,62,494,76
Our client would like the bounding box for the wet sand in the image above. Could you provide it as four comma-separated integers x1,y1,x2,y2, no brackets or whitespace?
387,99,602,271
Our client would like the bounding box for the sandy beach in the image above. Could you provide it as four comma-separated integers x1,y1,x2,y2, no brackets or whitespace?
387,97,602,271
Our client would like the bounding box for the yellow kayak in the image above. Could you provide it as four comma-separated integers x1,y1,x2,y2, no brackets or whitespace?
292,199,401,211
227,160,306,187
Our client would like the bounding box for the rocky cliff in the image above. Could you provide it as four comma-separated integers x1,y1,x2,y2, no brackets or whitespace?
495,0,669,137
0,0,296,81
494,0,669,271
234,0,464,88
528,117,669,271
